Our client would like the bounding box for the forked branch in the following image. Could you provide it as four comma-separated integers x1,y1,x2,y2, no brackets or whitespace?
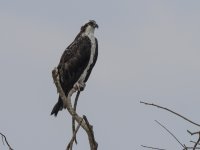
140,101,200,150
67,117,83,150
52,67,98,150
187,130,200,150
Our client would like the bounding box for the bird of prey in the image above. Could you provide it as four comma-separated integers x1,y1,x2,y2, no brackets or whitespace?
51,20,98,116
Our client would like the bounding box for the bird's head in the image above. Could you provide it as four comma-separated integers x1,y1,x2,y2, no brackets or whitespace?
81,20,98,34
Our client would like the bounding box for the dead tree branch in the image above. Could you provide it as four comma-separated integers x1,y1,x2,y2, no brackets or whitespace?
190,141,200,146
140,101,200,127
0,132,13,150
187,130,200,150
83,115,97,147
141,145,166,150
52,67,98,150
141,101,200,150
72,91,81,144
155,120,185,149
194,135,200,150
67,117,83,150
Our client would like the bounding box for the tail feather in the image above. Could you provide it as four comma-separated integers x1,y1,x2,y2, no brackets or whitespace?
51,97,63,116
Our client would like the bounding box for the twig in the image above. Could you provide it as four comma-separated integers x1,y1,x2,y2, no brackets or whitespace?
190,141,200,145
0,132,14,150
194,135,200,150
183,147,200,150
187,130,200,136
184,147,200,149
52,67,98,150
67,117,83,150
72,91,81,144
140,101,200,127
155,120,185,149
187,130,200,150
141,144,166,150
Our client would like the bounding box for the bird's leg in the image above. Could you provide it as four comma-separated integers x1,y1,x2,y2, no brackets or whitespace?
79,82,86,91
63,97,71,109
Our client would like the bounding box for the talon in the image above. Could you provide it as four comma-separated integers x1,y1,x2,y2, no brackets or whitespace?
80,82,86,91
73,82,86,91
73,83,80,91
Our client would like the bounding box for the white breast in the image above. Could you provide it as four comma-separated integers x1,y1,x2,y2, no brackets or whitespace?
67,26,96,98
78,32,96,83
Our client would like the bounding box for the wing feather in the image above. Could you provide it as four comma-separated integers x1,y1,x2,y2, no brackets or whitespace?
58,36,91,94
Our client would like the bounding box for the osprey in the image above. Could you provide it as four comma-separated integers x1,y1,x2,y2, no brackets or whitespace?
51,20,98,116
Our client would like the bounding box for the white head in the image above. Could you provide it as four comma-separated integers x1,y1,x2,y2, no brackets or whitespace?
81,20,98,35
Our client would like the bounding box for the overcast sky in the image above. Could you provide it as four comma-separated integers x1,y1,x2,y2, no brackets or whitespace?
1,0,200,149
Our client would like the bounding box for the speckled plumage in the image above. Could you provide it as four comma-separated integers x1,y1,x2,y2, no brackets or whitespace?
51,20,98,116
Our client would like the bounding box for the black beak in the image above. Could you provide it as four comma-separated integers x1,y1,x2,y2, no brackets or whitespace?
88,20,99,29
95,24,99,29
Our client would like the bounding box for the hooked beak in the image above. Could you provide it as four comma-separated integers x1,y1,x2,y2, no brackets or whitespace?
94,23,99,29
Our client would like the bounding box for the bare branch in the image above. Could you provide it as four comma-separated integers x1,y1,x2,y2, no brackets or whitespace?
67,117,83,150
0,133,13,150
193,134,200,150
141,144,166,150
72,91,81,144
141,101,200,150
190,141,200,146
140,101,200,127
155,120,185,149
187,130,200,136
52,67,98,150
185,147,200,149
83,115,98,148
187,130,200,150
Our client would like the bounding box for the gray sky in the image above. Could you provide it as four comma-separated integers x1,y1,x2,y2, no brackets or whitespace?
0,0,200,149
